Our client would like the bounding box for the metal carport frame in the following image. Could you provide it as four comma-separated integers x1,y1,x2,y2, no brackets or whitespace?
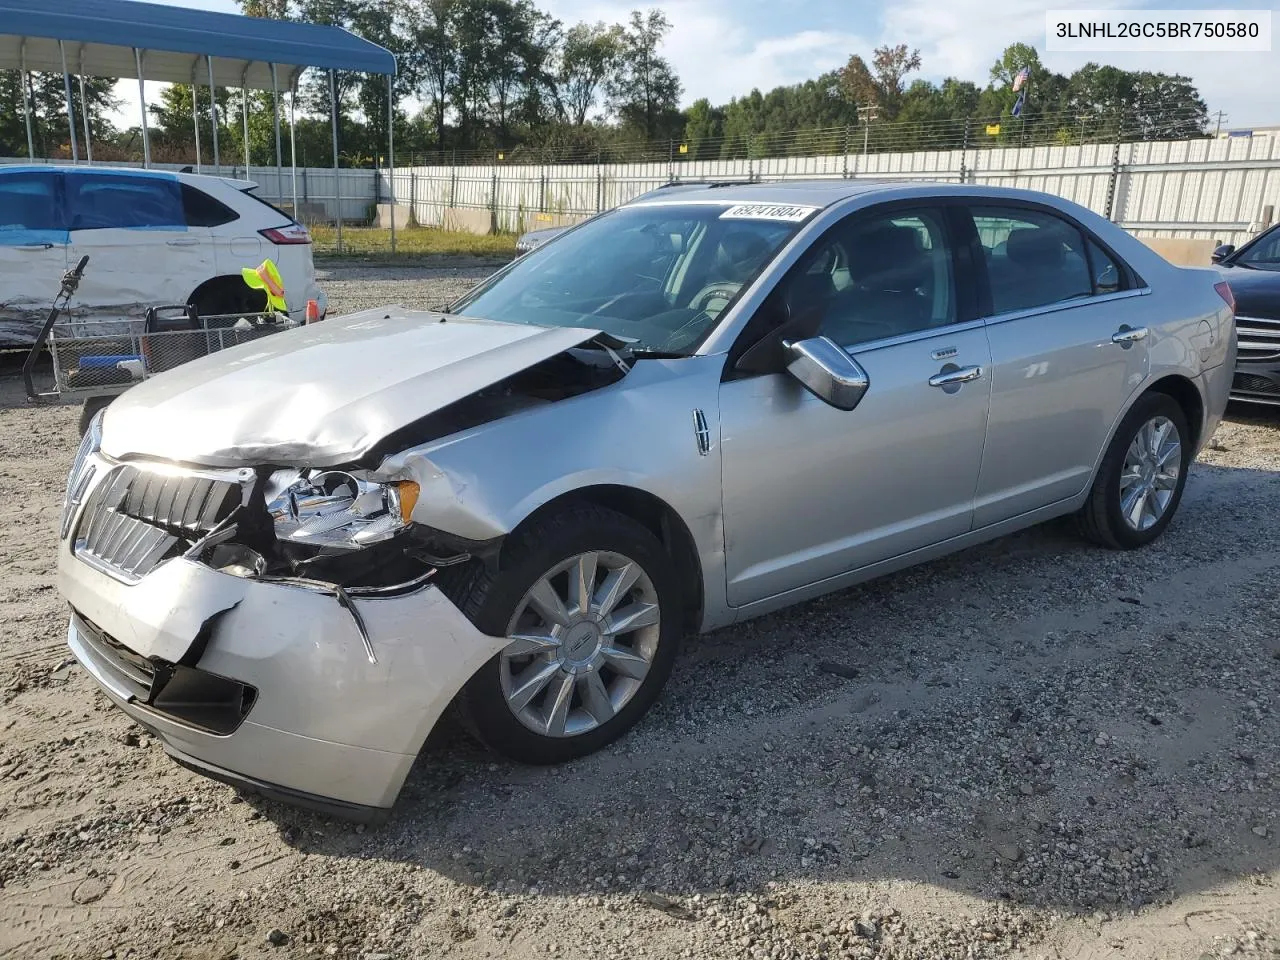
0,0,398,251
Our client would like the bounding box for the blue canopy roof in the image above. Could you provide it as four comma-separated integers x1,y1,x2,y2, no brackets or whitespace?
0,0,395,89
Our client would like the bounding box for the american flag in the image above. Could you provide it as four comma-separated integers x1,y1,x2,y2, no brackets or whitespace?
1012,66,1030,92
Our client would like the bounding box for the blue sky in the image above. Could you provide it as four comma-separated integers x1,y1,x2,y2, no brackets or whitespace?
120,0,1279,129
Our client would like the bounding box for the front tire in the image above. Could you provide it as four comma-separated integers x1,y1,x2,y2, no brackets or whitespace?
449,505,682,764
1077,392,1191,549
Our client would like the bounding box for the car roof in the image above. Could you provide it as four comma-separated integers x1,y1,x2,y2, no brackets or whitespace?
0,164,255,191
621,179,1077,210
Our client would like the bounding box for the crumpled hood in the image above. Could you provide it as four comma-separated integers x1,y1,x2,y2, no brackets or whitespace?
99,306,600,468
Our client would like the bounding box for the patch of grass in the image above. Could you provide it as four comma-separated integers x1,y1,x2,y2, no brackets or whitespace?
309,225,517,259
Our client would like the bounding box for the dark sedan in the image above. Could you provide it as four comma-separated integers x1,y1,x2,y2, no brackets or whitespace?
1215,224,1280,404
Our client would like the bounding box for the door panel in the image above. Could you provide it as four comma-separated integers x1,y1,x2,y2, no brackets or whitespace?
65,173,215,323
974,299,1148,525
968,205,1148,527
719,326,992,605
0,171,68,344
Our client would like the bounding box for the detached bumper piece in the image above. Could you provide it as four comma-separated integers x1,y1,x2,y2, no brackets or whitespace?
70,611,256,736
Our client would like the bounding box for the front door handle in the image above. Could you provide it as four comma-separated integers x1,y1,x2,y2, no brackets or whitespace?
15,243,54,251
929,365,983,387
166,238,199,247
1112,325,1148,345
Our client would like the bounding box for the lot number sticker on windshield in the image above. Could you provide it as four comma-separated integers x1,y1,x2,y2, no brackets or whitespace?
720,203,818,223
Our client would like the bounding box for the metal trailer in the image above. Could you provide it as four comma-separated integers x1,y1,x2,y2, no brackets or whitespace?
24,257,299,434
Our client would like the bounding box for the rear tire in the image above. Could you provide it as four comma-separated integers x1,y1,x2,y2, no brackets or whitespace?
189,282,267,321
1076,392,1191,549
447,505,682,765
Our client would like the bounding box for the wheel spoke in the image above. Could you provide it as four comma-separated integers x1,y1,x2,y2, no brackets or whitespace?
592,562,642,619
604,601,660,637
1118,464,1143,491
544,671,575,736
567,552,599,616
1156,440,1181,469
505,632,561,657
1124,487,1149,529
1153,471,1179,490
600,643,649,680
507,660,559,712
1145,420,1164,458
580,670,615,724
526,577,572,628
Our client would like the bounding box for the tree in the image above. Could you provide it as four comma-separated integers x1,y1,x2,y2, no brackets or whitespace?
682,97,723,157
839,44,921,119
609,9,682,141
404,0,459,152
0,70,119,158
555,22,622,126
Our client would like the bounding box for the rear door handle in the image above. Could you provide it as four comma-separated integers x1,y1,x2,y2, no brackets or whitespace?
15,243,54,251
1112,325,1148,344
166,238,199,247
929,365,983,387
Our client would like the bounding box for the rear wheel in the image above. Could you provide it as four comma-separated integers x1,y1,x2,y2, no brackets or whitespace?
1077,392,1191,549
449,505,682,764
189,281,267,321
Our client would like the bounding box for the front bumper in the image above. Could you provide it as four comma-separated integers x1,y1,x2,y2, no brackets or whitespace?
1230,316,1280,406
1231,357,1280,406
58,462,506,815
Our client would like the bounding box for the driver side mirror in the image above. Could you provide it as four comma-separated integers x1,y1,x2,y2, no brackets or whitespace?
783,337,869,411
1211,244,1235,263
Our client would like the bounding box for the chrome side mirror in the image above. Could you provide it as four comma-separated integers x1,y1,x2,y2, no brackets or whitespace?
1211,244,1235,263
783,336,869,411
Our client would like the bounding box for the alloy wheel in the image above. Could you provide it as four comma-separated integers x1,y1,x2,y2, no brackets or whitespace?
500,551,661,738
1118,415,1182,531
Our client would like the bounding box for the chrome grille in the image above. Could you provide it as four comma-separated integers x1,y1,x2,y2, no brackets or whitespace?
61,424,100,540
74,464,241,582
1235,316,1280,362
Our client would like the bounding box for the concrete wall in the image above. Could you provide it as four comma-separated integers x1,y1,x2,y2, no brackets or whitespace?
7,131,1279,246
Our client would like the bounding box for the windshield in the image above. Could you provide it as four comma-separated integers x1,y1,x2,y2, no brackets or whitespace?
1237,227,1280,271
450,202,811,354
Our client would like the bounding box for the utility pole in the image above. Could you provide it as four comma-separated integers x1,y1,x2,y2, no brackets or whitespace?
1213,110,1227,137
857,103,879,156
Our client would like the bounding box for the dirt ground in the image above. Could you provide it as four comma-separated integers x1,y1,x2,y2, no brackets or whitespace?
2,262,1280,960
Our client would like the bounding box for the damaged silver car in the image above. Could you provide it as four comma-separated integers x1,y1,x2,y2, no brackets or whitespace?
59,180,1235,820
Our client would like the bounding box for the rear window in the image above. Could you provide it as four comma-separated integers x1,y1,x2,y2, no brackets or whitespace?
67,174,184,230
182,184,239,227
239,188,296,224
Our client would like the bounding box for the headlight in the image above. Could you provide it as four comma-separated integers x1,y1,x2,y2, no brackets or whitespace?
265,470,419,551
61,410,103,539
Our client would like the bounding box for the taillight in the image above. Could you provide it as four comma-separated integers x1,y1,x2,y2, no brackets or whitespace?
260,224,311,245
1214,280,1236,315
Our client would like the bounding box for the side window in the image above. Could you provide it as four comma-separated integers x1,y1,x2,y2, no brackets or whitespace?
971,206,1094,314
1239,229,1280,268
776,207,955,348
0,172,63,237
66,174,185,231
181,184,238,227
1086,239,1123,294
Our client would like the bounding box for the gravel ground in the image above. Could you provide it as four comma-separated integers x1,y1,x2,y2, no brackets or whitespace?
3,262,1280,960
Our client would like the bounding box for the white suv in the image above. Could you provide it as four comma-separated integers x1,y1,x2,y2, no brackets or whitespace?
0,165,326,343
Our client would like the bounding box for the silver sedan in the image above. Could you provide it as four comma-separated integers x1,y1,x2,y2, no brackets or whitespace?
59,180,1236,820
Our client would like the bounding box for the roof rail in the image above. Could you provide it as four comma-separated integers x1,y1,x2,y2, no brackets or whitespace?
656,178,757,189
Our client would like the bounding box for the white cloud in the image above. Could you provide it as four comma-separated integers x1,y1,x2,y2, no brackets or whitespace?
99,0,1279,138
878,0,1280,127
541,0,867,105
